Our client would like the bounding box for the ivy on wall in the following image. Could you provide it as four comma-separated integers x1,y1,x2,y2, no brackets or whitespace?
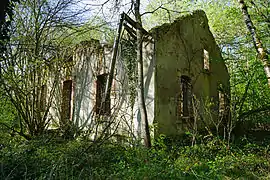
120,39,137,107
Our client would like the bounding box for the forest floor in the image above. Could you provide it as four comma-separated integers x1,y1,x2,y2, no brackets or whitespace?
1,132,270,179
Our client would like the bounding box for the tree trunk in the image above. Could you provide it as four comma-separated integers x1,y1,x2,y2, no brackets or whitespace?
0,0,9,22
134,0,151,148
239,0,270,87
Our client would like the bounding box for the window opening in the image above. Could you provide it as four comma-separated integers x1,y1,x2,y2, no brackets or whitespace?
96,73,111,115
218,90,226,119
181,76,192,117
219,92,225,114
61,80,73,123
204,49,210,70
218,84,227,120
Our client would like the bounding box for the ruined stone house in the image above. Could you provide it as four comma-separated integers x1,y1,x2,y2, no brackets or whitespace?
51,10,230,138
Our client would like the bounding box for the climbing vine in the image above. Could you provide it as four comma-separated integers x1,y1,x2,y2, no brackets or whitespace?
120,39,137,107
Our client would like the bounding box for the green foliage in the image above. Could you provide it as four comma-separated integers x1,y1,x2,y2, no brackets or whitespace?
60,16,115,46
121,39,137,106
0,96,16,127
1,134,270,179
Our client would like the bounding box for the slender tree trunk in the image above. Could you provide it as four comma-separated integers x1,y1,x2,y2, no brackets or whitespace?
134,0,151,148
239,0,270,87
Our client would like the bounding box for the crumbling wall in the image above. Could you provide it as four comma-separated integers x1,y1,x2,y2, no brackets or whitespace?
49,10,228,140
72,40,104,129
58,38,155,139
152,10,230,137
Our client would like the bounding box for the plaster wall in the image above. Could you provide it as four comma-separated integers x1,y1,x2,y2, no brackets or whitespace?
50,10,229,139
69,39,155,139
152,10,229,136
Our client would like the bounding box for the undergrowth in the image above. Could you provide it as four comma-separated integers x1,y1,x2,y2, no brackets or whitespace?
0,133,270,179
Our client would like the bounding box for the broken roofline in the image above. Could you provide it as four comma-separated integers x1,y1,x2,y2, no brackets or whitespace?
150,10,209,37
77,9,209,47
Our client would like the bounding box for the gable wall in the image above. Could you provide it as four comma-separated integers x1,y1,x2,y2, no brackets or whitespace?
152,10,229,136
